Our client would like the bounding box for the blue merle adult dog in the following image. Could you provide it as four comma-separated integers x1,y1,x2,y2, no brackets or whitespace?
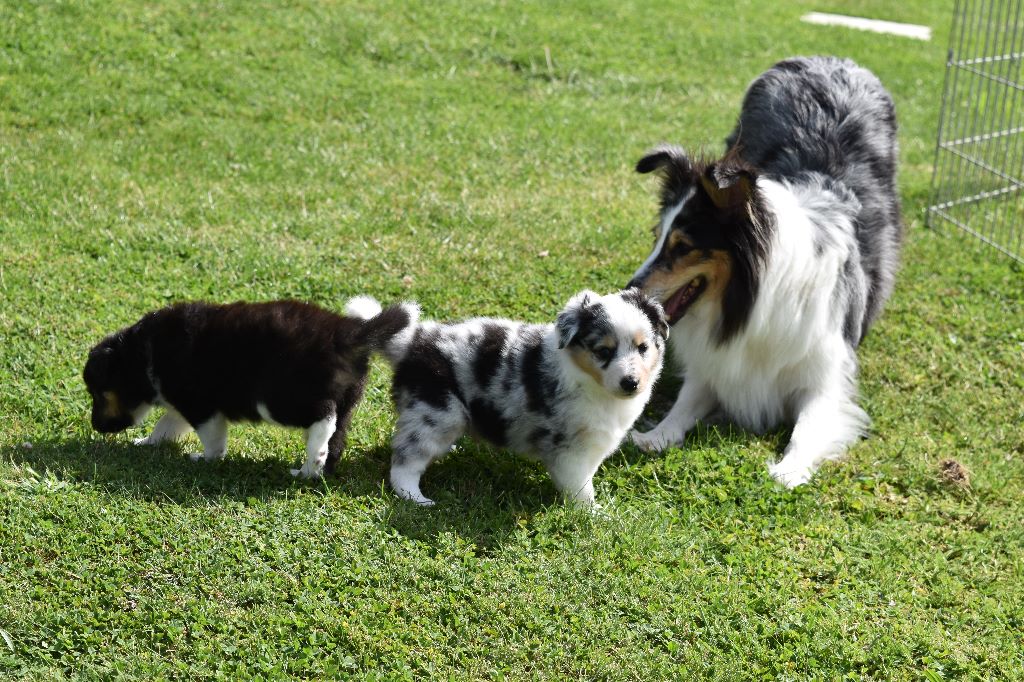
626,56,903,486
375,290,669,507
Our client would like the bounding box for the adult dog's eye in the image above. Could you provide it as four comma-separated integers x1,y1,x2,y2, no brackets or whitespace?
594,347,614,363
668,229,695,256
637,343,648,355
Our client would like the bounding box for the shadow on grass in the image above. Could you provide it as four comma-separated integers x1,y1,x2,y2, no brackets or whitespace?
376,442,567,552
3,436,320,502
1,436,556,552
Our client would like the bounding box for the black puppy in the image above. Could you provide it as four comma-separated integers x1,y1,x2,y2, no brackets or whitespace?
83,296,410,477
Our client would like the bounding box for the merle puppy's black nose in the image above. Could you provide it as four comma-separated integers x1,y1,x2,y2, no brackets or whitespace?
620,377,639,393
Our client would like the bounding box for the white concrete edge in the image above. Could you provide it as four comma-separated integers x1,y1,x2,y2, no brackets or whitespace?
801,12,932,41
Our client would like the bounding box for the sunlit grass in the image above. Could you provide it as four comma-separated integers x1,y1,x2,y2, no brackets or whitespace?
2,0,1022,678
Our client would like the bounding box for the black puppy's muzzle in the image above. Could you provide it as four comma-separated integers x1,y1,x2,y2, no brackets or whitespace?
91,411,133,434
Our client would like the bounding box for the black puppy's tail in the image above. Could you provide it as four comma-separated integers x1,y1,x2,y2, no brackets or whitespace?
345,296,420,352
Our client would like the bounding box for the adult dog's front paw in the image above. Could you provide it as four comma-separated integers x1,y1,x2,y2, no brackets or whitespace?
768,460,812,488
629,428,676,452
189,450,226,463
393,489,435,507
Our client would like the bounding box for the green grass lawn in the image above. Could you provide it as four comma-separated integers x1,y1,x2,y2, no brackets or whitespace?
2,0,1023,678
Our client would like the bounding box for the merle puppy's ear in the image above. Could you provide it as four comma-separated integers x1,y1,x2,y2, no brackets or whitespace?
699,155,757,210
556,290,598,349
621,288,670,341
636,144,691,174
653,307,670,341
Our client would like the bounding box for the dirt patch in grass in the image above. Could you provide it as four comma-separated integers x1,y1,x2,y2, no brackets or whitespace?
939,458,971,489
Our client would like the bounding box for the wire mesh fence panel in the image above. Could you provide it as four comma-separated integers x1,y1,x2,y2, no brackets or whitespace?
928,0,1024,263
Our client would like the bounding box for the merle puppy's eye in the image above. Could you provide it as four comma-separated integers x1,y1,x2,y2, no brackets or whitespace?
637,343,648,355
594,347,614,363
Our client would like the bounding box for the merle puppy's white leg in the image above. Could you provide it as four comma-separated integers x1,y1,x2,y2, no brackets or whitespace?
390,453,436,507
291,413,338,479
389,409,464,507
546,448,611,509
189,414,228,462
547,461,596,508
769,392,868,488
630,377,716,451
134,409,192,446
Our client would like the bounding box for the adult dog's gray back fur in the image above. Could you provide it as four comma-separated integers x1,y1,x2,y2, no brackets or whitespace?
726,56,903,339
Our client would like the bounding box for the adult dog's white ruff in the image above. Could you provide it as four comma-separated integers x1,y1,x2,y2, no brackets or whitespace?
632,178,869,486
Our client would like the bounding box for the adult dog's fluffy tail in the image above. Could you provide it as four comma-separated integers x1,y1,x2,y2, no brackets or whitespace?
345,296,420,352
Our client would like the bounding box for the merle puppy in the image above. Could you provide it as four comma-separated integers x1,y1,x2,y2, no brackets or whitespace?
83,297,410,478
375,289,669,508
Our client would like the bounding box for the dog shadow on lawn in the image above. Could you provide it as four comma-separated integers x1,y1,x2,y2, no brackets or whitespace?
2,436,558,551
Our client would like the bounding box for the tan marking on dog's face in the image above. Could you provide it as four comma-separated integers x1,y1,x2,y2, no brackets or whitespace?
638,346,657,387
637,246,732,312
701,249,732,309
640,336,665,390
667,230,695,252
568,347,604,385
101,391,123,419
626,331,659,390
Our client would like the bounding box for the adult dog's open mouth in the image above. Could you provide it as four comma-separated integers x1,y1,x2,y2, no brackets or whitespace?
661,276,706,324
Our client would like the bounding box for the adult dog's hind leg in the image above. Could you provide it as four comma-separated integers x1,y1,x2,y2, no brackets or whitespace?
630,377,716,452
134,408,192,446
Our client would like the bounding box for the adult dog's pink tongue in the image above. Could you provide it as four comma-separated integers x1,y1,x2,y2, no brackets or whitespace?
662,286,694,323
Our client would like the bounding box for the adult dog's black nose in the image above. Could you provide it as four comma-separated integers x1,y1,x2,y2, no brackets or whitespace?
620,376,639,394
625,277,643,291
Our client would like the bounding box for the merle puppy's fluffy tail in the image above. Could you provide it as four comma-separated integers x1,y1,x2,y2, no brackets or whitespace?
344,296,420,352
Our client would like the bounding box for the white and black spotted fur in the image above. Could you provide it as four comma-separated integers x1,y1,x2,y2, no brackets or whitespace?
626,56,903,487
376,289,669,507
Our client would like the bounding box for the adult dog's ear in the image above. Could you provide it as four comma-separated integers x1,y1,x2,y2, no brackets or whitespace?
556,290,599,349
636,144,691,174
699,155,757,210
637,145,696,209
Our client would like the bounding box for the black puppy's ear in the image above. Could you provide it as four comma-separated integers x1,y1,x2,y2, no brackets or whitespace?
636,144,691,174
556,290,598,349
